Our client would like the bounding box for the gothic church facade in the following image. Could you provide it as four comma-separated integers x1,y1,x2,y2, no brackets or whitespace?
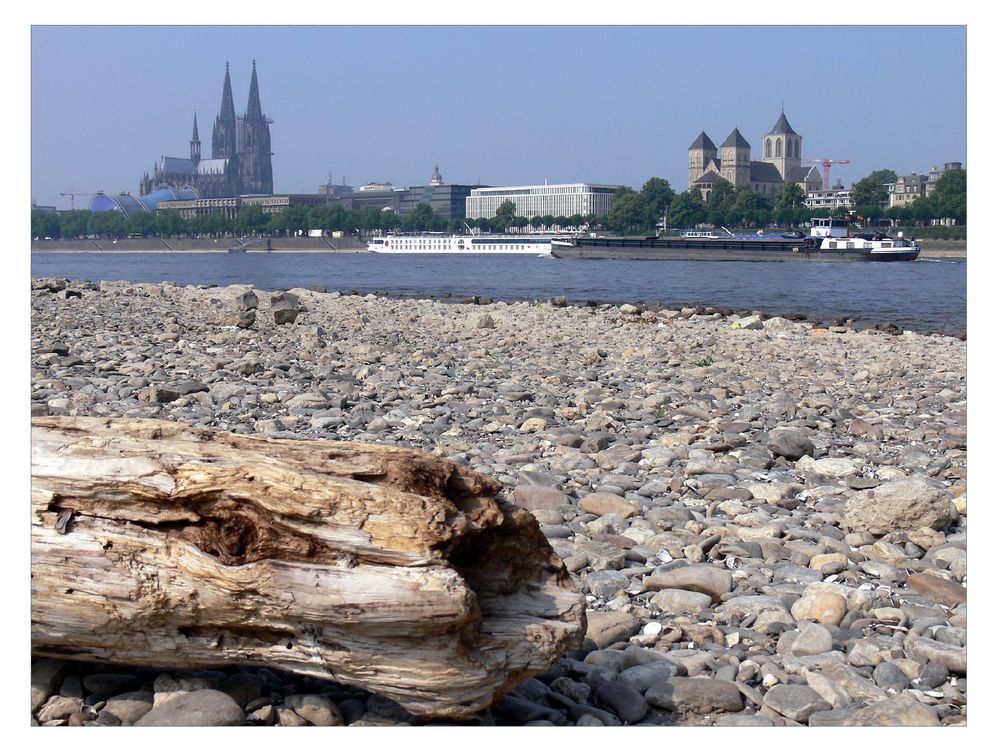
140,62,273,199
687,111,821,201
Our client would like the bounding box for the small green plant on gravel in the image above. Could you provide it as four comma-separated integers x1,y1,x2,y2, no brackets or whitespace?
695,355,715,367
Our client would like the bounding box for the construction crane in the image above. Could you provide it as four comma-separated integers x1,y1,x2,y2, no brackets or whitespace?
59,190,93,210
805,160,851,191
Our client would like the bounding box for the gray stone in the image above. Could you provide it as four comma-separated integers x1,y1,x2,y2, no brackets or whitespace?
766,429,814,460
909,636,966,674
848,694,942,726
236,290,259,310
917,661,950,689
511,484,568,512
594,681,648,723
102,691,155,723
135,689,244,726
584,611,642,649
617,661,682,694
644,563,732,602
31,659,69,713
761,684,831,722
649,588,713,614
585,569,632,599
646,678,744,713
285,694,344,726
789,622,834,656
872,661,911,692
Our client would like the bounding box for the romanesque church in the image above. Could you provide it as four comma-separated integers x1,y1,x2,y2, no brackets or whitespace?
139,61,273,199
688,111,822,200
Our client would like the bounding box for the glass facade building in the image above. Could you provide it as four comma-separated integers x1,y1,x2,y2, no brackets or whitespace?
465,183,621,220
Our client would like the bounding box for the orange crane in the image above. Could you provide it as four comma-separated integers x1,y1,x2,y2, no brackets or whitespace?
59,190,93,210
805,159,851,191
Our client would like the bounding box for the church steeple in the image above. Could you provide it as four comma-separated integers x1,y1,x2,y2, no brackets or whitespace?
246,59,263,120
212,61,238,160
239,59,273,195
190,111,201,167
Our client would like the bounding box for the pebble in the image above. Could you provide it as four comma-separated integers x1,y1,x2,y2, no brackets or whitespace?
29,280,967,727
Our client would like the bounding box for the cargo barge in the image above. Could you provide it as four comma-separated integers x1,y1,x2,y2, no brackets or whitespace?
551,218,920,262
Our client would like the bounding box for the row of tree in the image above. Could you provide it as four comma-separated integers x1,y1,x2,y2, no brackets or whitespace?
32,167,966,241
31,201,600,241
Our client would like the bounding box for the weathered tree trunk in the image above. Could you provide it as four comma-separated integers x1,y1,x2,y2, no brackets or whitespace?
31,417,585,719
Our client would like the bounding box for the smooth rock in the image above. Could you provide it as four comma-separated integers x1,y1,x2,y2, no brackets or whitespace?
646,678,744,713
135,689,244,726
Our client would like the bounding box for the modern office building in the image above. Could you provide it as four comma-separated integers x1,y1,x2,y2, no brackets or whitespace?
465,183,620,220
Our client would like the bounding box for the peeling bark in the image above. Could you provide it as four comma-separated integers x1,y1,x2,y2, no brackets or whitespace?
31,416,585,719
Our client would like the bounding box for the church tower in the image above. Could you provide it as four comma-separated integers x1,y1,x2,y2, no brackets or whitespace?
688,132,717,190
720,128,751,187
762,109,802,180
212,62,238,160
190,111,201,168
239,60,274,195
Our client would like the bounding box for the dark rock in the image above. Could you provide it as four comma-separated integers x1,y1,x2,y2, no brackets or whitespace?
594,680,649,723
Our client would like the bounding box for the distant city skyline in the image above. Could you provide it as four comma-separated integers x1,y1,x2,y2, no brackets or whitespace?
31,25,967,210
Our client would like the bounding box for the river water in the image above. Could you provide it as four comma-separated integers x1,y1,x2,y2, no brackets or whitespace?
31,252,967,335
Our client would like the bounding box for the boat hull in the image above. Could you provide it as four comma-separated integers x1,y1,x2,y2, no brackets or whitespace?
551,237,920,262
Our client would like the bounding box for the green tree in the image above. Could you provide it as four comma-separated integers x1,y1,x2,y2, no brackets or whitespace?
404,203,438,232
234,205,268,235
60,210,91,239
493,199,517,232
706,180,736,225
638,177,675,227
607,187,643,233
926,168,966,223
774,182,806,211
88,210,127,238
154,209,185,237
851,169,897,215
529,215,544,230
128,210,157,237
32,209,61,239
666,190,706,228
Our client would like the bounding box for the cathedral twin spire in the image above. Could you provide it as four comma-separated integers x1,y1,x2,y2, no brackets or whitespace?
207,60,273,194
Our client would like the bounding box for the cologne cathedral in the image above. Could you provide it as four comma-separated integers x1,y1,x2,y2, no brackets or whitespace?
139,61,273,198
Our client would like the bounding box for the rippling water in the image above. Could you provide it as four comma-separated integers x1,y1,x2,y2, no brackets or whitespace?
31,252,967,335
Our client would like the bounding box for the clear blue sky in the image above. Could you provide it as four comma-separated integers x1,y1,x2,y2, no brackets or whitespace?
30,24,966,210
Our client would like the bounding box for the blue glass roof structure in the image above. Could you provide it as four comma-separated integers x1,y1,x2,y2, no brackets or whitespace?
89,186,199,218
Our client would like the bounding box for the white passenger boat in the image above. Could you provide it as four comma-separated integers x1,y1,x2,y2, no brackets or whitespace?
367,234,554,255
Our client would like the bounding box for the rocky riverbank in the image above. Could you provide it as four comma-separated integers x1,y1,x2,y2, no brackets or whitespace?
30,277,967,727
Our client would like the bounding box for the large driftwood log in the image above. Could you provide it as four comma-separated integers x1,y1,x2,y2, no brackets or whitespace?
31,417,585,719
